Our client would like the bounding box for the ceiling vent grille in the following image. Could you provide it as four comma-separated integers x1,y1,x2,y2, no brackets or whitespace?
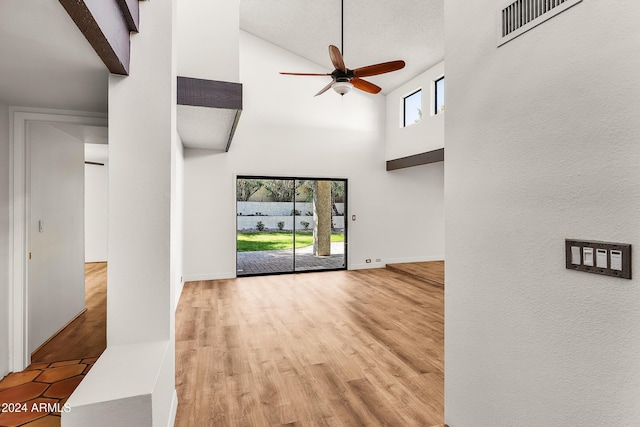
497,0,582,46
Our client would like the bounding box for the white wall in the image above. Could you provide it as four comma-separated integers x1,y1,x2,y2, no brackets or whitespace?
173,134,184,307
0,101,10,377
385,61,445,160
85,143,108,262
177,0,239,82
445,1,640,426
66,1,178,425
182,31,444,280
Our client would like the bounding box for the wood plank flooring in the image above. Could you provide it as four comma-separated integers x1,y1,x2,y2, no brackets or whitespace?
386,261,444,288
175,266,444,426
31,262,107,364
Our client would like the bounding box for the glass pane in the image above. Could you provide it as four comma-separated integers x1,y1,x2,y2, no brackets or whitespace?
435,77,445,114
236,178,294,276
404,90,422,126
294,179,346,272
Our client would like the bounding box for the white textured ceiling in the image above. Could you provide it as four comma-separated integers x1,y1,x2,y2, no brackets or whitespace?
240,0,445,94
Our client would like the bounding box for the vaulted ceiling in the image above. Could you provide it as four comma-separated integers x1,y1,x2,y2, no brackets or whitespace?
240,0,445,93
0,0,445,113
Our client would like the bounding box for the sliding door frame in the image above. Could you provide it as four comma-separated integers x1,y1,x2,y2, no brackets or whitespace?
236,175,348,277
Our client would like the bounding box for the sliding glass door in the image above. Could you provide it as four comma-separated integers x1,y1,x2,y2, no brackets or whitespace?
236,176,347,276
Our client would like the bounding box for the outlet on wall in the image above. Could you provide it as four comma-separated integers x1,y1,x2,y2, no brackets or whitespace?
365,259,371,263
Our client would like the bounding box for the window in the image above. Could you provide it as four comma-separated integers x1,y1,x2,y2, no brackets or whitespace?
403,89,422,127
434,76,445,114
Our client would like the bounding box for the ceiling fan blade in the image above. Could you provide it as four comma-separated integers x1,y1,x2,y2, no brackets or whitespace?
314,81,334,97
328,45,346,73
280,72,332,76
353,60,406,77
352,77,382,94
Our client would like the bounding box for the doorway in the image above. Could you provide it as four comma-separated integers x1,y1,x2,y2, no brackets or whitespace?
10,108,107,371
236,176,347,276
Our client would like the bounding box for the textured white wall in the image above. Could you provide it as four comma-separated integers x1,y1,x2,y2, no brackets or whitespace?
445,1,640,426
385,61,445,160
0,101,9,377
177,0,239,82
84,143,108,262
182,31,445,280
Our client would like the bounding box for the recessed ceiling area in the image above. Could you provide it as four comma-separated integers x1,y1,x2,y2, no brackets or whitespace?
240,0,445,94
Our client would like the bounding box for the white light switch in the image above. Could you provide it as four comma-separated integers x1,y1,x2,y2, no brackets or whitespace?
610,250,622,271
570,246,581,265
596,249,607,268
583,247,594,266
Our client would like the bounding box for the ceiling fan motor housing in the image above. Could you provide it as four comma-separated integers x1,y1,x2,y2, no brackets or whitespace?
331,69,354,82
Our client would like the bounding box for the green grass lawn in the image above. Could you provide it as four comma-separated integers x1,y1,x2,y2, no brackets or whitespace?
237,231,344,252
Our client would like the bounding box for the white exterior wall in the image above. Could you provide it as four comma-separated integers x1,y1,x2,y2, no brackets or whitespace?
177,0,239,82
182,31,445,280
445,1,640,426
0,101,9,377
385,61,445,160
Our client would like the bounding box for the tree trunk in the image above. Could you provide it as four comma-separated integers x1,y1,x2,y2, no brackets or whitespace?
313,181,332,256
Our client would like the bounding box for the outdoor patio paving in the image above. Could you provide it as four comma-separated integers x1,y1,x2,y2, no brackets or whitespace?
237,242,345,275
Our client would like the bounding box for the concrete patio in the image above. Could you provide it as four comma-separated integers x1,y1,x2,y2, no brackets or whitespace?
236,242,345,275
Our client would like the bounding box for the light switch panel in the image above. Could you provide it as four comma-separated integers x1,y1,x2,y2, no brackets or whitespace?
565,239,631,279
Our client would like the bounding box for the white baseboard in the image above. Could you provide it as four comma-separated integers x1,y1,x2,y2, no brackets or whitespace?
183,272,236,282
349,262,386,270
167,390,178,427
349,255,444,271
384,255,444,264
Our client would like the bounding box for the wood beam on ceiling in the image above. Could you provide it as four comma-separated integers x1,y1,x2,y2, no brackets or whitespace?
177,77,243,110
177,77,244,152
386,148,444,171
59,0,140,75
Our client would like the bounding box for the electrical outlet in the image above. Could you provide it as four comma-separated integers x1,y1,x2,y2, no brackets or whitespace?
365,259,371,263
376,258,381,262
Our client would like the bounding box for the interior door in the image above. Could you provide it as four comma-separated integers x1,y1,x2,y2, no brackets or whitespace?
28,122,86,354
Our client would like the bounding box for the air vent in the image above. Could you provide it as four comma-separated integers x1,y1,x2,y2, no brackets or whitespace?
497,0,582,46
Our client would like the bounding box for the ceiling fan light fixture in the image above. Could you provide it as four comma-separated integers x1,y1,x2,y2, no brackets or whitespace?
332,81,353,96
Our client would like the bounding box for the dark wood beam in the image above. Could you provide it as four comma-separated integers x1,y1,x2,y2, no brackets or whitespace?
177,77,243,110
386,148,445,171
59,0,137,75
115,0,139,32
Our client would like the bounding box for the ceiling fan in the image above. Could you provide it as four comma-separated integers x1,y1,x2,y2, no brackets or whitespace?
279,1,406,97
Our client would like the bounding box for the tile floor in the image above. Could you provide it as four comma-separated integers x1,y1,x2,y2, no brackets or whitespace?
0,358,97,427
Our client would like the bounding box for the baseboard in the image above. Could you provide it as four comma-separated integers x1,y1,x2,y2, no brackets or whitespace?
31,307,87,358
349,262,386,270
384,255,444,264
183,272,236,282
167,389,178,427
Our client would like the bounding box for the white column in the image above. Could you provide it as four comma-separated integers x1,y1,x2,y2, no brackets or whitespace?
64,1,178,425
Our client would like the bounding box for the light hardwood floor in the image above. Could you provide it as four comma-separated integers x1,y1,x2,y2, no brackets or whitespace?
175,266,444,426
386,261,444,288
